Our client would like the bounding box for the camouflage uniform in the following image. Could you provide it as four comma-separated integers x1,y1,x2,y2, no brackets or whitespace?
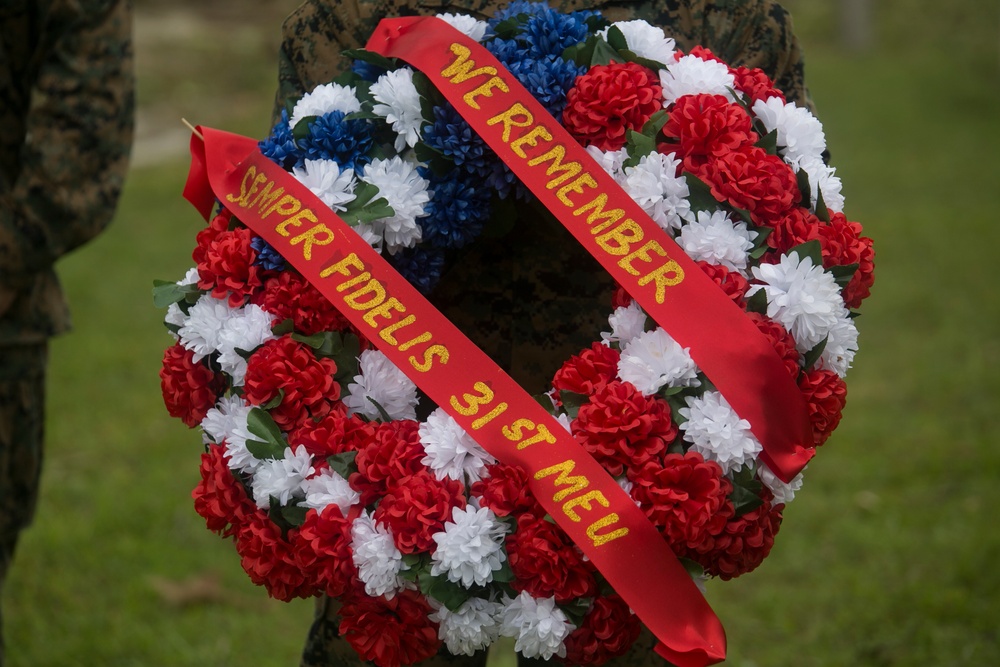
272,2,812,665
0,0,134,660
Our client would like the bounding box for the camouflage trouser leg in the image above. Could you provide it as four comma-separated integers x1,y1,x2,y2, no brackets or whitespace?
301,595,490,667
0,344,48,665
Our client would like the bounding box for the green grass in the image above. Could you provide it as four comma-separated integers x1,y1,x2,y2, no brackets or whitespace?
5,1,1000,665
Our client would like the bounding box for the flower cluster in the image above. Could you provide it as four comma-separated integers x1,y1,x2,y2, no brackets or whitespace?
157,4,872,666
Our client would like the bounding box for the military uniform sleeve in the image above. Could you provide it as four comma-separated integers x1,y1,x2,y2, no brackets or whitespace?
0,0,134,281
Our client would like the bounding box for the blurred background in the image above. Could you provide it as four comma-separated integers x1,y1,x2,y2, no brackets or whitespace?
4,0,998,665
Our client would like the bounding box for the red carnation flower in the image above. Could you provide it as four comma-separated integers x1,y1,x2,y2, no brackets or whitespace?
191,209,232,266
746,312,801,380
731,65,785,105
243,335,339,431
684,490,783,580
628,453,733,553
762,207,822,256
551,342,621,405
611,284,634,309
234,512,315,601
255,269,364,339
374,469,466,554
572,380,677,476
819,212,876,309
471,462,545,518
350,420,427,506
160,343,227,428
697,261,750,306
196,226,265,307
506,513,597,603
192,442,257,538
699,145,799,224
562,595,642,667
288,410,374,460
660,94,758,171
338,588,441,667
676,46,724,63
798,368,848,446
293,506,355,598
562,62,663,151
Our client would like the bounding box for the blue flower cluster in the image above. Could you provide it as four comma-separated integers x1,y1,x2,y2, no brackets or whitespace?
250,236,287,271
418,166,492,250
389,247,446,295
258,110,299,170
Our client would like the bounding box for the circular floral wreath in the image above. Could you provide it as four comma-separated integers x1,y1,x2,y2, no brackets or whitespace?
157,4,873,667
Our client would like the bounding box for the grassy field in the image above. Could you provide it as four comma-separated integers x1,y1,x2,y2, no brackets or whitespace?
4,0,999,665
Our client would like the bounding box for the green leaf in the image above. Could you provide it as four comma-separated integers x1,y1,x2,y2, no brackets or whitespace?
619,48,669,71
814,187,831,223
152,280,201,309
755,129,779,155
333,333,361,383
796,168,812,209
745,288,768,315
341,48,397,73
245,407,287,459
829,263,859,289
326,450,358,479
491,560,515,584
258,387,284,411
605,25,628,51
292,116,317,142
418,572,472,612
683,172,720,214
802,336,828,371
591,38,623,66
729,464,764,516
641,109,669,137
280,504,308,527
563,35,598,67
339,181,395,227
366,396,393,423
558,390,588,421
492,14,528,40
788,239,823,267
271,318,295,336
561,597,594,627
623,129,656,168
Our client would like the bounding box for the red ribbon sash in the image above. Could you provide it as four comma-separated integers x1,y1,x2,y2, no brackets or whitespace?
184,126,727,667
365,17,815,484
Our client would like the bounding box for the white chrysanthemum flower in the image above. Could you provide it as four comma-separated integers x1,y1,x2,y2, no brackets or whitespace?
752,97,826,168
164,303,186,335
289,82,362,129
343,349,419,421
660,54,737,106
758,462,804,504
251,445,315,509
439,13,489,41
200,395,262,473
601,301,647,347
679,391,762,474
553,412,573,433
617,327,700,395
499,592,575,660
419,408,496,483
585,146,630,182
621,151,691,233
429,597,505,656
351,511,407,599
292,159,357,212
677,210,757,273
818,309,859,377
617,476,634,496
300,468,360,516
749,252,846,354
216,304,275,386
796,154,845,214
350,222,384,251
371,67,424,151
599,20,676,64
359,157,429,253
178,294,238,362
178,267,200,286
430,505,508,587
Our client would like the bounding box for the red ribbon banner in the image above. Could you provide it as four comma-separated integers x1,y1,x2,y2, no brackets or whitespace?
365,17,815,484
184,126,727,667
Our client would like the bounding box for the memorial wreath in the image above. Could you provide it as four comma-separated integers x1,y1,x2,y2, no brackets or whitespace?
156,4,874,667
